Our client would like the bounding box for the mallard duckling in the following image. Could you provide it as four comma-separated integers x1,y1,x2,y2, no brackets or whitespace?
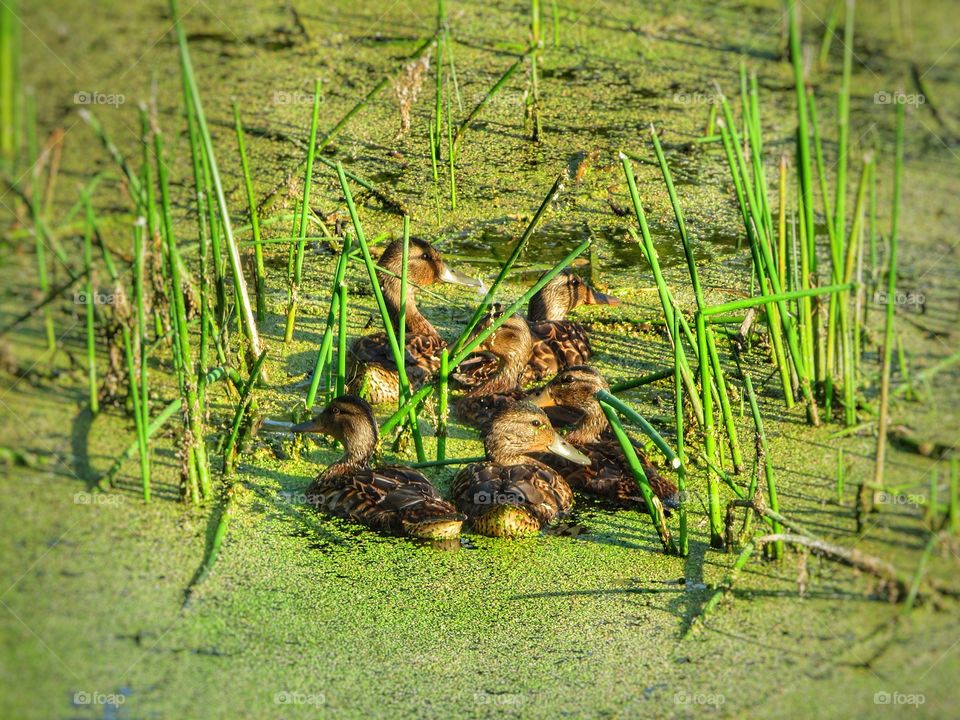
529,366,680,509
454,313,533,431
455,271,619,388
451,401,590,537
291,395,464,539
348,237,482,404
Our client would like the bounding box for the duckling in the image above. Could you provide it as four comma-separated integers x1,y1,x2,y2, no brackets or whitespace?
451,401,590,537
348,237,482,404
454,313,533,431
291,395,464,539
455,271,619,388
529,366,680,509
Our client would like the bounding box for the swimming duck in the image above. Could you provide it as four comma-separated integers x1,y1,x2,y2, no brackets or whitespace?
454,270,619,388
348,237,482,404
291,395,464,539
529,365,680,509
451,401,590,537
454,313,533,431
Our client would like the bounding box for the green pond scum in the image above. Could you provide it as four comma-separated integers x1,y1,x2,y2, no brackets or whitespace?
2,0,960,718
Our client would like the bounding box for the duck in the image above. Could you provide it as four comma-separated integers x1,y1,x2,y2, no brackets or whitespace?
291,394,465,539
528,365,680,509
451,401,590,537
348,237,482,404
454,270,619,388
454,313,533,431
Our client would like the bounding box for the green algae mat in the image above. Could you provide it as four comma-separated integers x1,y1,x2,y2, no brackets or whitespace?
2,0,960,718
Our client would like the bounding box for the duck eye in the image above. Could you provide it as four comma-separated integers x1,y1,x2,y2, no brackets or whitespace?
560,375,573,384
531,419,543,427
331,407,341,415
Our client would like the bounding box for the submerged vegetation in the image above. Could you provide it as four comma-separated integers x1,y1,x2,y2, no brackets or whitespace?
1,0,959,717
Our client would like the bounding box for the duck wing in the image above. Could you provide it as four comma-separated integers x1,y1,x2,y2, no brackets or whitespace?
535,438,679,509
451,462,574,529
526,321,593,380
454,390,525,433
307,467,463,537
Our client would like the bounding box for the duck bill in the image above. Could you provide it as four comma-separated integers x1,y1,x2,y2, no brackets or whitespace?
438,264,486,291
290,416,325,434
546,435,591,466
529,387,556,409
585,287,621,306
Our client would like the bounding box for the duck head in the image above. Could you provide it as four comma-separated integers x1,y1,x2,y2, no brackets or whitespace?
483,401,590,467
469,313,534,396
378,238,483,337
530,365,610,444
291,394,379,468
527,270,620,322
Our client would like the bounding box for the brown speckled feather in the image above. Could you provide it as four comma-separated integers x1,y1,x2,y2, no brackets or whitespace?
307,465,463,535
348,333,446,404
451,461,574,529
534,434,679,509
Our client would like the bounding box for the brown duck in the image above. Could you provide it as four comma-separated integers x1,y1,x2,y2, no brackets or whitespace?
454,313,533,431
529,365,680,509
454,270,619,388
348,237,482,404
291,395,464,539
451,401,590,538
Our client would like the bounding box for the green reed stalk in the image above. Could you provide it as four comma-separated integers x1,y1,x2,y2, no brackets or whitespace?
437,348,449,462
872,102,904,493
0,0,17,167
132,217,151,502
446,85,457,210
596,390,682,470
600,403,678,554
234,105,267,322
839,160,871,425
337,163,426,462
673,311,688,556
778,155,787,288
818,0,843,67
651,127,743,472
171,0,261,361
744,375,781,559
698,312,723,547
610,367,674,393
26,93,55,351
381,239,590,435
529,0,543,141
450,172,565,356
695,541,755,627
81,196,98,415
716,108,794,407
305,239,352,409
398,219,409,354
156,128,211,502
702,283,855,317
620,155,704,426
223,350,268,474
335,267,349,399
285,80,322,343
